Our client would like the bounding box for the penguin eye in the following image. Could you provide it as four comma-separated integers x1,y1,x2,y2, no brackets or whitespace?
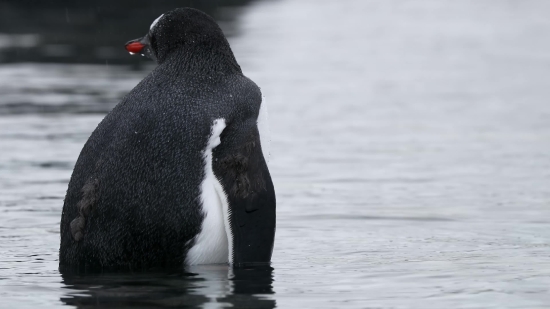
149,34,158,56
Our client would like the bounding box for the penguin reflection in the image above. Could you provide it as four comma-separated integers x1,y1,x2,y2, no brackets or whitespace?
60,265,275,308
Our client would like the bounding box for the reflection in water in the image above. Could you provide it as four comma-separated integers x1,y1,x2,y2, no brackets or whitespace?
60,264,275,308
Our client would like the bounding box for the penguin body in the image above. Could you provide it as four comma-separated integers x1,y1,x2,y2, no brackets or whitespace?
59,8,275,271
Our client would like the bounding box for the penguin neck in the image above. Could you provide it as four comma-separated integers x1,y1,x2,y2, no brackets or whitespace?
158,40,242,75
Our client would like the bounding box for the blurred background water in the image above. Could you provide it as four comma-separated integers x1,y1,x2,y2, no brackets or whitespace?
1,0,550,308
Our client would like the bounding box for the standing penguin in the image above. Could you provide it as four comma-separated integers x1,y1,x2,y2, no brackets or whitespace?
59,8,275,271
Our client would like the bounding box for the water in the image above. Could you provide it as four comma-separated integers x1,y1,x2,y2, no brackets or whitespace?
0,0,255,64
2,0,550,308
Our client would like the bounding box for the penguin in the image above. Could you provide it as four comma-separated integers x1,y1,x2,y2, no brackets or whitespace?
59,8,275,272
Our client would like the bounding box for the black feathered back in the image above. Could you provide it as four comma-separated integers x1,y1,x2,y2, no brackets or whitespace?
59,8,274,272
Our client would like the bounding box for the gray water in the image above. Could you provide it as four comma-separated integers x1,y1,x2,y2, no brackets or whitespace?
2,0,550,308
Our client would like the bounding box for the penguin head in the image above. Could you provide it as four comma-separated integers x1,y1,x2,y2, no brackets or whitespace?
125,8,233,65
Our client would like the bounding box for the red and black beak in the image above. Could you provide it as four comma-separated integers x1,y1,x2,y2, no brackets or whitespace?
124,35,156,61
125,40,146,54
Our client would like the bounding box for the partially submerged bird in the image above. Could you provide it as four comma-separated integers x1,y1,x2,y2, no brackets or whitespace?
59,8,275,272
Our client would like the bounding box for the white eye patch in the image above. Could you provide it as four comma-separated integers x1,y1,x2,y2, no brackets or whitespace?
150,14,164,30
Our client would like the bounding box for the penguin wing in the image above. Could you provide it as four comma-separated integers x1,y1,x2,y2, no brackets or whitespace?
212,112,276,263
256,96,271,164
216,120,271,209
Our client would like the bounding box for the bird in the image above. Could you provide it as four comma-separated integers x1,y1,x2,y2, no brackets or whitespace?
59,8,275,272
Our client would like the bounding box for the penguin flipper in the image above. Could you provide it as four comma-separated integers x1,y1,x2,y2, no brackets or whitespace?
213,119,276,264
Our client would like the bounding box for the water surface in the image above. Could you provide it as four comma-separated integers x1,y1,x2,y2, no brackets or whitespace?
1,0,550,308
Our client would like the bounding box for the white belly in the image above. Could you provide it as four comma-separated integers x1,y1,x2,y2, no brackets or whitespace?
185,118,231,265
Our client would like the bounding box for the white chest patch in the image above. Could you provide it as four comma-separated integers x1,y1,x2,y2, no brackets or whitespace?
257,96,271,164
185,118,233,265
